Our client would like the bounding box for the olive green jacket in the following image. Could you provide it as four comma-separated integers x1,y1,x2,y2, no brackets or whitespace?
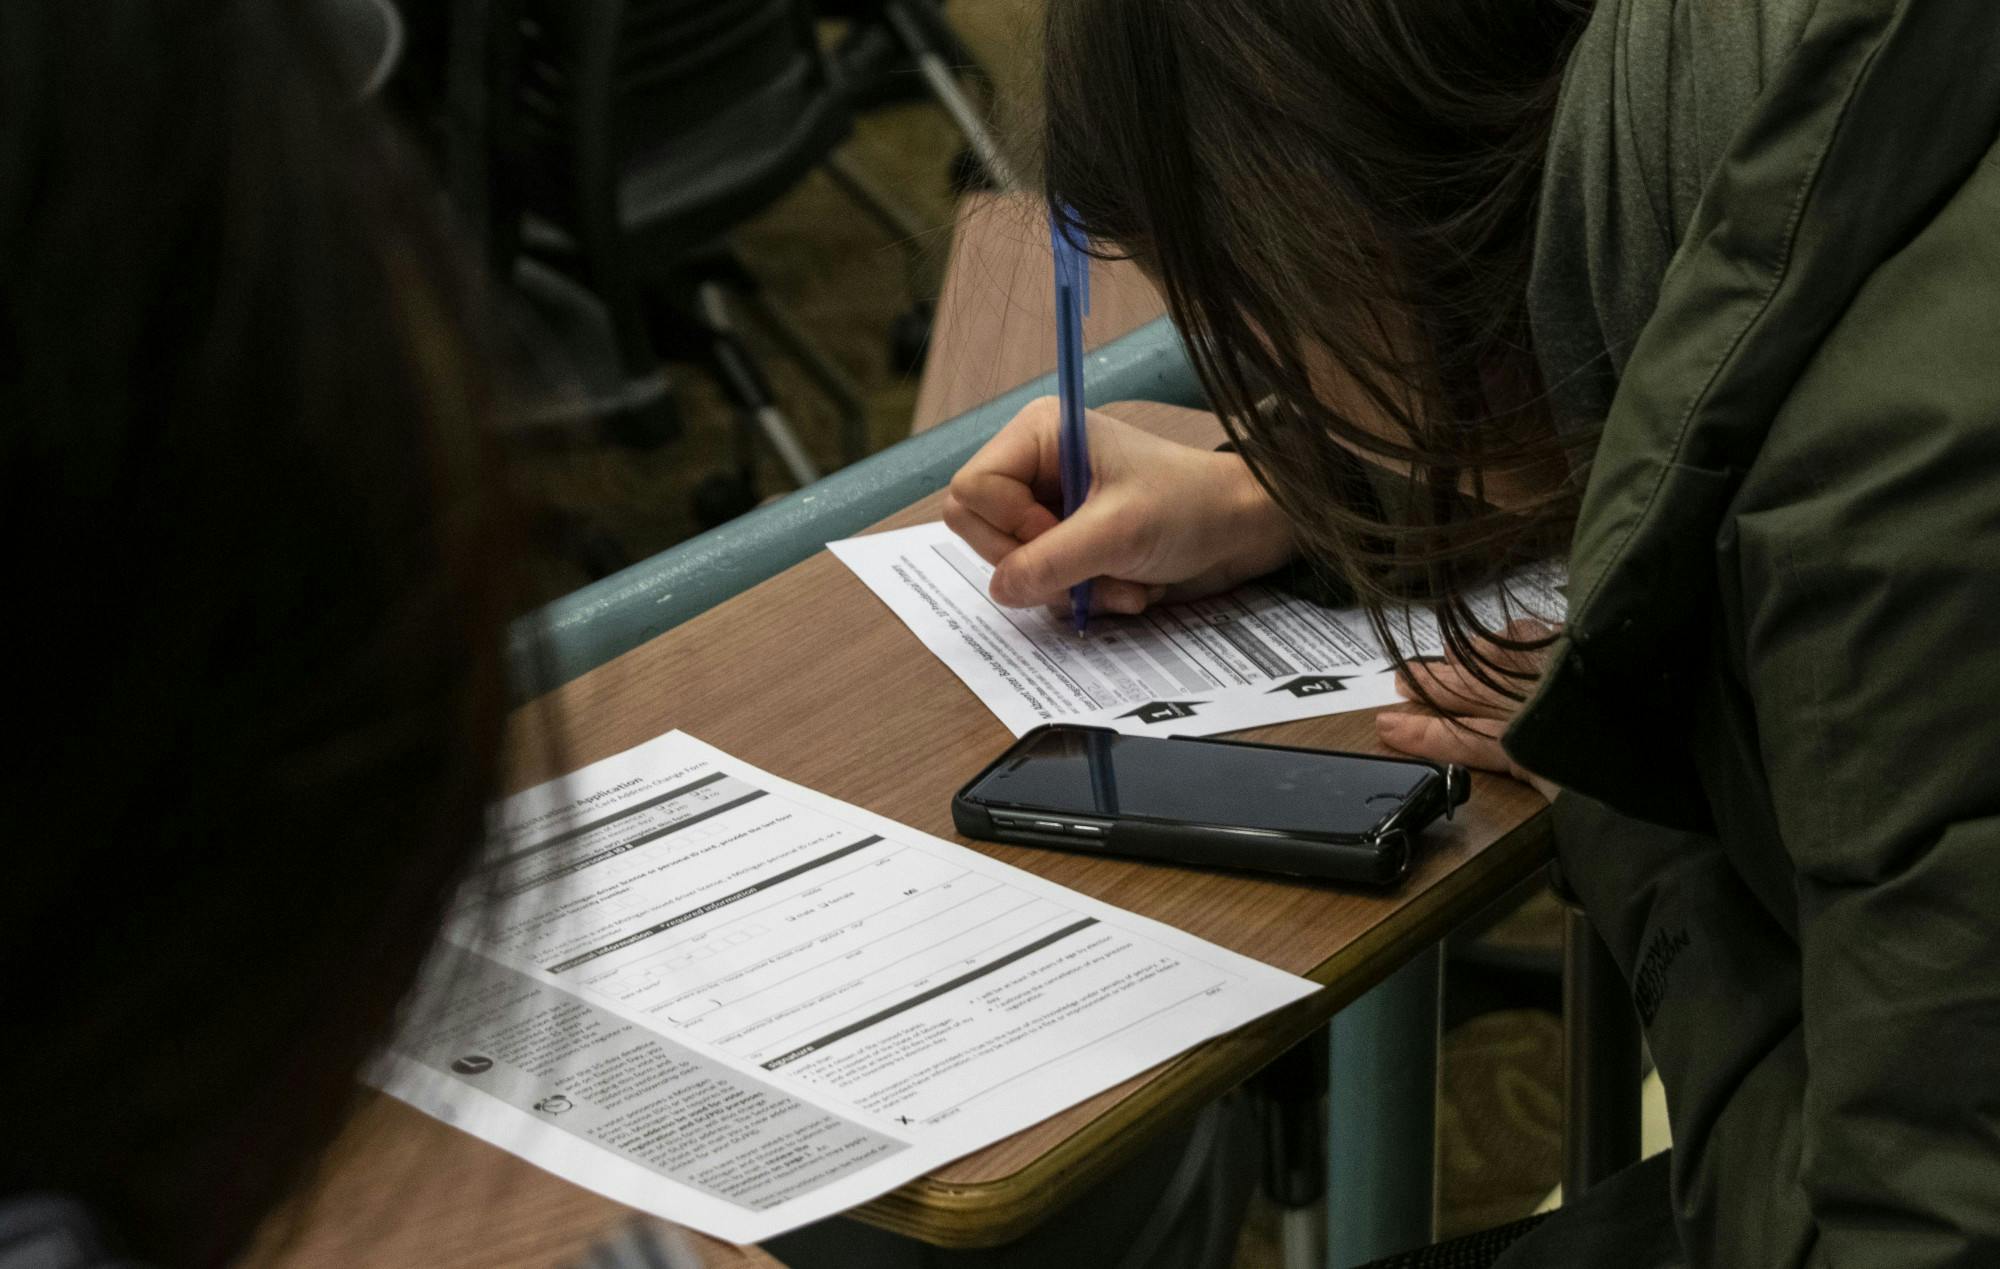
1507,2,2000,1266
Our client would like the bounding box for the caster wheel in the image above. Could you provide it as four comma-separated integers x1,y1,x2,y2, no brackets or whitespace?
570,526,632,580
692,472,758,530
833,26,926,112
603,393,682,450
889,303,933,377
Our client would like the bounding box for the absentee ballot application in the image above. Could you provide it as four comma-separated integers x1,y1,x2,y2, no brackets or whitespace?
831,521,1567,738
377,732,1316,1244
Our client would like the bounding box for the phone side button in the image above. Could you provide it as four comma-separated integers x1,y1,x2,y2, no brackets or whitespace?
1069,822,1107,837
1032,820,1067,833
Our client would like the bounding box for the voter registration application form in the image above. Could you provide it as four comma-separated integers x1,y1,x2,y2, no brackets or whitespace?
829,521,1566,738
375,732,1316,1244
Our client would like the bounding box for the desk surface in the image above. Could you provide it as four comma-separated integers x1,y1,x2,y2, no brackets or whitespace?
264,1099,783,1269
277,402,1551,1263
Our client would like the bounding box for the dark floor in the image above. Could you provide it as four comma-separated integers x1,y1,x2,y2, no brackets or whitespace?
502,4,1566,1261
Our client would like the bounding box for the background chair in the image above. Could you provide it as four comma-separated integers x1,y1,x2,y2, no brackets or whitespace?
453,0,938,530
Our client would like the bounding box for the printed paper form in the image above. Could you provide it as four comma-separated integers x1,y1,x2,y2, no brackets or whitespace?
828,521,1566,738
375,732,1315,1244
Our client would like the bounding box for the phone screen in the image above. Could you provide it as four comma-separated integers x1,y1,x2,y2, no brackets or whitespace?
966,728,1436,836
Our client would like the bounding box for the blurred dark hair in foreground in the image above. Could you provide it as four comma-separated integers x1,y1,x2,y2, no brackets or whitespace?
0,2,521,1263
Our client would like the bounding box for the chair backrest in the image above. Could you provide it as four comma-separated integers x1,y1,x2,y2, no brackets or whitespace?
508,0,837,235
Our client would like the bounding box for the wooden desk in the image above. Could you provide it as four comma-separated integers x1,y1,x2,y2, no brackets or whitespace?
910,194,1168,434
277,402,1551,1263
264,1099,783,1269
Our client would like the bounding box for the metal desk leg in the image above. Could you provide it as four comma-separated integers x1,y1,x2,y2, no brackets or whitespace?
1327,945,1444,1268
1254,1030,1328,1269
1562,910,1643,1199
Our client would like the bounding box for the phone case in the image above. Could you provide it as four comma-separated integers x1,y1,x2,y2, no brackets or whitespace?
950,725,1470,887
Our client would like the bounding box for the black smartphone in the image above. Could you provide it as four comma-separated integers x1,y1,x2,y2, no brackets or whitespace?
952,725,1470,886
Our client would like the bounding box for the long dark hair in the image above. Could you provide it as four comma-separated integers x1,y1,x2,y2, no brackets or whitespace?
0,3,517,1264
1045,0,1589,694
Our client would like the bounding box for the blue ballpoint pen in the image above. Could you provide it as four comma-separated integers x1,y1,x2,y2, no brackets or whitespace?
1051,206,1093,634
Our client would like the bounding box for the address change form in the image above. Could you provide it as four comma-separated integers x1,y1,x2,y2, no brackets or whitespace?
829,521,1566,738
375,732,1315,1243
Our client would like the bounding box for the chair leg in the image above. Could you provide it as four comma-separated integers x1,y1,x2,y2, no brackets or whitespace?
880,0,1023,191
694,282,823,489
1561,909,1643,1200
817,155,940,394
590,283,679,449
821,151,932,295
733,290,871,466
1105,1100,1233,1269
747,404,823,492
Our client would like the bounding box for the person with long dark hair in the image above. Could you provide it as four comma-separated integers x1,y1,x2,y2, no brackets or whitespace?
945,1,2000,1264
0,3,523,1265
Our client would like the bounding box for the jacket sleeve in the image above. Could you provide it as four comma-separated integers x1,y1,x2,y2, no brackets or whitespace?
1552,794,1819,1267
1730,149,2000,1268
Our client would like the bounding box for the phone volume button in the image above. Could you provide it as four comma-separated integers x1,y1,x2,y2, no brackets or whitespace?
1069,822,1107,837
